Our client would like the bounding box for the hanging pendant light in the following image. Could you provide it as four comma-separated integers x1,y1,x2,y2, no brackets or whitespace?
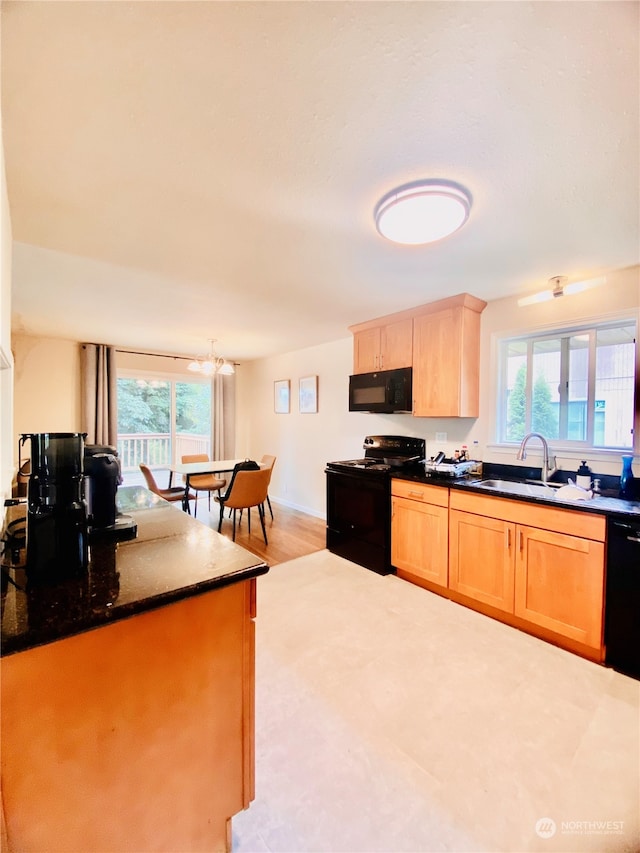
187,339,235,375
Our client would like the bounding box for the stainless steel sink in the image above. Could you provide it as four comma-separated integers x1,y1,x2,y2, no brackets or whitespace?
470,479,562,498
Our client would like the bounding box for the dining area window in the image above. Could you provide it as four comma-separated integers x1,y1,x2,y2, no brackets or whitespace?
116,371,212,481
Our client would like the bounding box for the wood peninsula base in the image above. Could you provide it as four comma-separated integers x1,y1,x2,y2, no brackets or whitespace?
2,577,257,853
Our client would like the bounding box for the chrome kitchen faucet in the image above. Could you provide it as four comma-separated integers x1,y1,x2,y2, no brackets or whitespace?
516,432,557,483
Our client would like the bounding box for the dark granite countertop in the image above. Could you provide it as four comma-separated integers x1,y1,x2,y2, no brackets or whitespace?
1,486,269,656
393,463,640,519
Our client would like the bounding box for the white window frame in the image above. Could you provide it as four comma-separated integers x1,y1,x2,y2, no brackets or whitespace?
117,367,214,467
492,314,637,459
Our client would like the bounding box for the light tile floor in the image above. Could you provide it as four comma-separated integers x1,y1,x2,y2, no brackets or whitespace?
232,550,639,853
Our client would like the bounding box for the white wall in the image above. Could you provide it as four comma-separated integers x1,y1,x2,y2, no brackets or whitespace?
480,266,640,472
9,269,639,518
0,113,15,501
11,334,81,441
237,270,640,517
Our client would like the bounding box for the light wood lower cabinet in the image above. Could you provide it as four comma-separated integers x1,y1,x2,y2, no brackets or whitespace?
449,510,515,613
448,492,606,654
514,525,605,649
393,483,607,660
391,480,448,587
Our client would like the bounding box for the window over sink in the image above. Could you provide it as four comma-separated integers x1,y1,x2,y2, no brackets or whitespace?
497,319,636,450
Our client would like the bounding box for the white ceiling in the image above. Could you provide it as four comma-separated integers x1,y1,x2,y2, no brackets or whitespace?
2,1,639,363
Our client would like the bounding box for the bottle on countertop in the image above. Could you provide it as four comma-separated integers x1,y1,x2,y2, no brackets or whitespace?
576,461,592,490
470,440,483,476
619,455,635,500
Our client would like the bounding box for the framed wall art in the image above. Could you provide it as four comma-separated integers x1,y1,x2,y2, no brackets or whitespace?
274,379,290,414
299,375,318,414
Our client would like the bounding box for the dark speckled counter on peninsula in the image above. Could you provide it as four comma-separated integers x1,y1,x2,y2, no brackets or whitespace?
1,485,269,656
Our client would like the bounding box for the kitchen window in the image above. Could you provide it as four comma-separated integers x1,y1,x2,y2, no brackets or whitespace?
497,320,636,450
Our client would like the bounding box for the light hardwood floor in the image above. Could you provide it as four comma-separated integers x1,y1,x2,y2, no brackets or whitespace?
194,499,326,565
123,471,326,565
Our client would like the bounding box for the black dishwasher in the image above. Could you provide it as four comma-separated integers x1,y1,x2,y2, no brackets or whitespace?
605,517,640,680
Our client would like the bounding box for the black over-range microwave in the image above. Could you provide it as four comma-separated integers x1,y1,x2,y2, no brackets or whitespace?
348,367,413,413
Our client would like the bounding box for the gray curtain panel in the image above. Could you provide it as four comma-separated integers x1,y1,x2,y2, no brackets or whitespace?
212,372,235,460
81,344,117,446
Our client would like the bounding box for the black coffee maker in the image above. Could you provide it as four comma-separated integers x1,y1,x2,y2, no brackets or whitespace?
20,432,89,583
84,445,121,529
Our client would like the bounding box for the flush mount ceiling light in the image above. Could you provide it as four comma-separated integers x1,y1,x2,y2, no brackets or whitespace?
517,275,607,307
374,179,472,245
187,339,235,376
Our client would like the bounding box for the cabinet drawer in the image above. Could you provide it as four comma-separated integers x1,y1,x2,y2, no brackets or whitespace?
391,479,448,507
449,490,606,541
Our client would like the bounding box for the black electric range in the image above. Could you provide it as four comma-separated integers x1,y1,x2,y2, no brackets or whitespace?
325,435,426,575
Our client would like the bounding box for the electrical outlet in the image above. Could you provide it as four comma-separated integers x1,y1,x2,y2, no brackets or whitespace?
435,432,447,442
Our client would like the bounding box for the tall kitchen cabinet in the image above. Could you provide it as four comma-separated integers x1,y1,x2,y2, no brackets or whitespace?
351,317,413,374
413,294,486,417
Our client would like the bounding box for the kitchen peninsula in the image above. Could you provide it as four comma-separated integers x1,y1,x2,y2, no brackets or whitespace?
1,486,269,853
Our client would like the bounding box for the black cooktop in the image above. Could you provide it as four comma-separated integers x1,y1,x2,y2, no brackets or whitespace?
326,435,426,476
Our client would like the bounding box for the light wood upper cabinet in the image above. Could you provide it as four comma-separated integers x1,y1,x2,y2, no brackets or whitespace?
349,293,486,414
514,526,605,649
352,318,413,373
391,480,448,587
413,296,486,417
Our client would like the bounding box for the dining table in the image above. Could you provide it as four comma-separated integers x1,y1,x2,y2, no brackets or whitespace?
168,458,247,512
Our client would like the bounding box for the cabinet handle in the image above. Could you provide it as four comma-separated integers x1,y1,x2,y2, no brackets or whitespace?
519,530,524,552
408,490,424,499
506,528,511,549
380,353,384,369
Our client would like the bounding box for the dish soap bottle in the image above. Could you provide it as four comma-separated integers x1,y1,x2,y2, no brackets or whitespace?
576,461,592,490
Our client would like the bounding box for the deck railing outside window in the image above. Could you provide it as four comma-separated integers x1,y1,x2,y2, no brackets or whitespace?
117,433,210,472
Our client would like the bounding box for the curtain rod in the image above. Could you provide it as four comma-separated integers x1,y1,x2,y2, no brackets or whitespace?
116,348,193,362
116,348,240,365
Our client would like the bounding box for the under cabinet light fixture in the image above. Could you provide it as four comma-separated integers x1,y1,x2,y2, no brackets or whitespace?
188,339,235,376
374,179,472,245
517,275,606,307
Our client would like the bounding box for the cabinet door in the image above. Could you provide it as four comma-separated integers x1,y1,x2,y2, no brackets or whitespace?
391,496,448,587
380,318,413,370
413,308,461,416
413,306,481,417
353,327,382,373
514,526,605,649
449,510,515,613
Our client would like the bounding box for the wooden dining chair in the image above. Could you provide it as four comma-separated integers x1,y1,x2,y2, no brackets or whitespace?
216,462,271,544
260,454,277,519
180,454,227,515
139,464,195,507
